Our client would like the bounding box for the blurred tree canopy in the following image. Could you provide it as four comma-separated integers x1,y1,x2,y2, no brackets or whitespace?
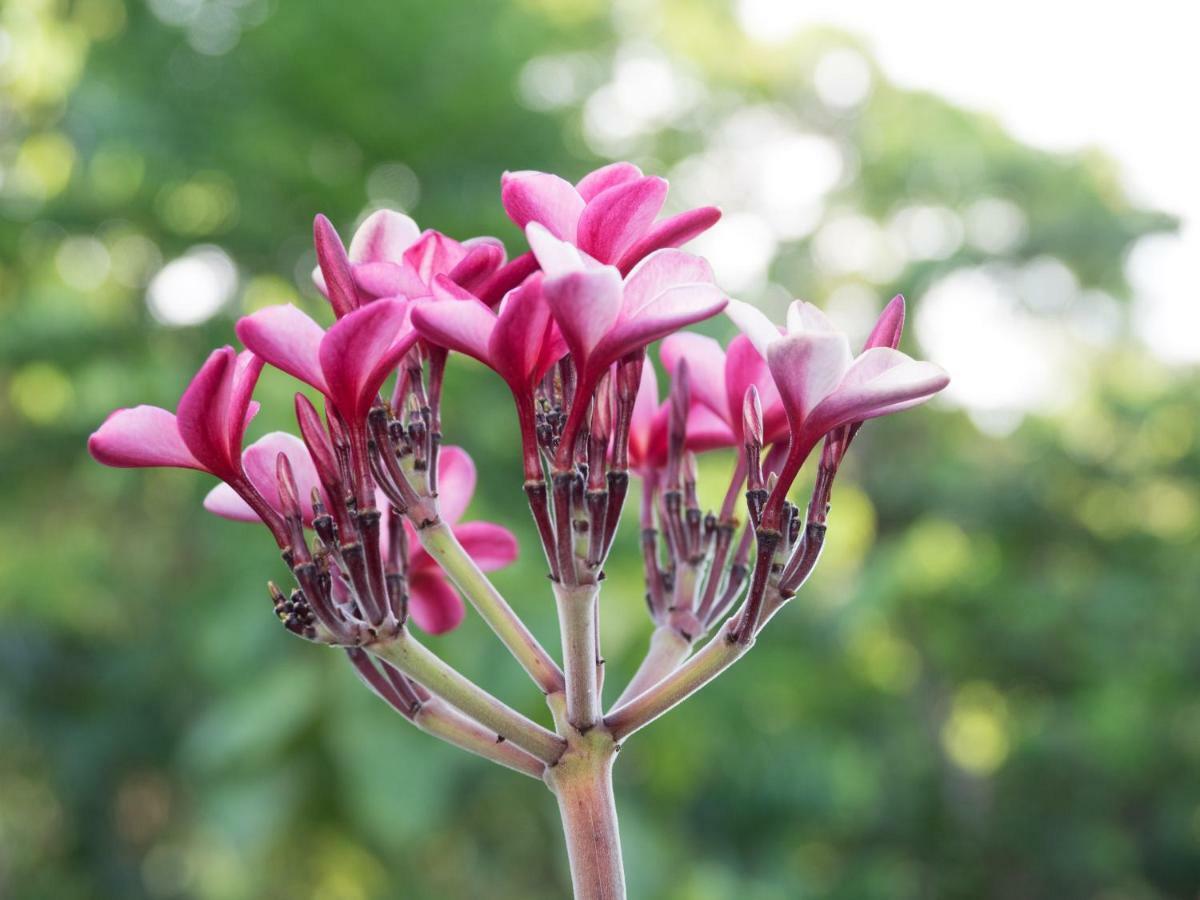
1,1,1196,898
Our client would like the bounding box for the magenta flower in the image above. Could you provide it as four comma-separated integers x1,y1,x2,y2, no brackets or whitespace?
236,298,418,428
725,295,948,527
501,162,721,274
527,223,728,468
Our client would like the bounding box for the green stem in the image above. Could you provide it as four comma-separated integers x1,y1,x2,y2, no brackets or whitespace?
610,625,692,710
414,698,546,779
418,520,565,694
369,631,565,764
545,730,625,900
603,622,750,742
554,582,601,731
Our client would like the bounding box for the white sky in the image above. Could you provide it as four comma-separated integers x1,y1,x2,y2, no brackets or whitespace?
738,0,1200,367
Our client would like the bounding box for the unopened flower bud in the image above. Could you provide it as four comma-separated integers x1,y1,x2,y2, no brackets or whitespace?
742,385,763,449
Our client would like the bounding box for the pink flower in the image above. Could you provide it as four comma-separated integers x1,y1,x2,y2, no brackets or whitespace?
527,224,728,468
501,162,721,274
312,211,506,315
659,332,789,446
725,295,949,527
236,298,418,427
207,441,518,634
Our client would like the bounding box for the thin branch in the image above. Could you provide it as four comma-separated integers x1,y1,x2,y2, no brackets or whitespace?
555,582,601,731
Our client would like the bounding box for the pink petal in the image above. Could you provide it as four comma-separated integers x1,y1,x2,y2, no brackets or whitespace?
490,273,555,387
765,331,854,427
449,521,519,572
598,283,727,364
501,171,585,241
314,214,359,317
203,482,257,522
809,348,949,434
660,332,728,424
176,347,240,479
435,445,477,526
240,432,327,522
576,176,668,264
348,209,420,263
628,360,661,463
575,162,643,201
542,266,624,365
447,240,506,293
616,206,722,273
411,297,496,364
228,351,265,465
786,300,838,335
725,335,787,444
685,403,737,452
864,294,906,351
88,406,202,470
725,299,783,358
403,230,468,285
236,305,328,393
407,571,466,634
429,274,476,303
622,249,715,318
479,251,539,307
526,223,588,277
354,262,431,301
319,298,417,422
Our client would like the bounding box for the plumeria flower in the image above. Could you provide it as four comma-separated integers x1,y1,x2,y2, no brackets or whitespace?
88,346,288,544
207,438,517,634
501,162,721,275
659,332,789,447
528,223,728,469
726,295,949,528
312,211,507,316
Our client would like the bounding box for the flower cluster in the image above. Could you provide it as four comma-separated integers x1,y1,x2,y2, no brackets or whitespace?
89,160,947,730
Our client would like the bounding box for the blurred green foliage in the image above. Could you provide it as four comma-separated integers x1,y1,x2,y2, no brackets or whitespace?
1,1,1197,898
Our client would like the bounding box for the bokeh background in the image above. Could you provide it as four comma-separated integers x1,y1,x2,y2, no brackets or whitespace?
2,1,1198,897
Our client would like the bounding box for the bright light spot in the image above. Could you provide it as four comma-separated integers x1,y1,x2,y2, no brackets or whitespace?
824,282,883,344
964,196,1027,255
688,212,777,293
583,45,702,155
889,205,963,261
941,682,1011,776
10,362,75,425
916,267,1080,432
812,213,906,283
187,7,241,56
55,236,111,291
366,162,420,211
1127,232,1200,364
814,48,872,109
735,0,807,44
1018,256,1078,314
146,246,237,326
518,53,595,111
1066,289,1122,347
109,233,163,289
11,132,76,203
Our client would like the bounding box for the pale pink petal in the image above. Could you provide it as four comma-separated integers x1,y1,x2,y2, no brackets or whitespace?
809,348,949,434
685,403,737,452
501,171,585,241
542,266,624,364
407,571,466,634
435,445,477,526
765,331,854,427
203,482,258,522
319,298,417,422
725,299,783,358
348,209,420,263
616,206,722,273
864,294,905,351
88,406,202,470
236,305,328,392
403,230,468,285
411,298,495,364
786,300,838,335
240,432,326,522
526,223,587,277
314,214,359,317
576,176,668,264
659,332,728,423
622,249,715,318
575,162,642,201
354,262,430,300
450,521,519,572
598,283,727,363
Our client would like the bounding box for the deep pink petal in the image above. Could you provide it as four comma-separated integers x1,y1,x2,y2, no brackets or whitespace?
660,333,728,424
407,571,466,634
622,249,715,318
575,162,643,201
411,297,496,364
501,171,585,241
576,176,668,264
449,521,519,572
88,406,202,470
685,403,738,453
616,206,722,273
403,230,468,285
228,351,265,465
353,262,431,301
435,445,477,526
203,483,257,521
314,214,359,317
724,335,787,444
490,273,554,387
864,294,906,351
448,241,506,293
348,209,420,264
176,347,241,479
319,299,417,422
479,251,539,307
765,331,854,429
236,305,328,393
542,266,624,364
